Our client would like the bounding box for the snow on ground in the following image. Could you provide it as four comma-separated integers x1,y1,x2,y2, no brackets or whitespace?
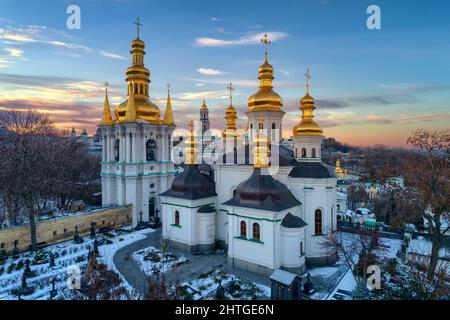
178,270,270,300
326,268,356,300
0,226,153,300
309,232,402,300
132,247,187,275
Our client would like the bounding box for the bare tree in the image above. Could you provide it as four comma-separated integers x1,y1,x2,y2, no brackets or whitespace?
0,108,100,250
321,230,385,286
404,129,450,280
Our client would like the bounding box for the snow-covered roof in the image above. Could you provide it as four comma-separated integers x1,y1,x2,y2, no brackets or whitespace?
336,192,347,199
269,268,298,286
355,208,371,215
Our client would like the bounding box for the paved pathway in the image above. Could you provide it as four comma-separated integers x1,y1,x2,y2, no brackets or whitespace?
113,229,162,296
113,228,271,297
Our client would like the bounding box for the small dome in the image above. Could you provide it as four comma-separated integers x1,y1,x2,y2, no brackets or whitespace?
293,92,323,136
131,38,145,48
223,169,301,211
116,96,161,123
281,213,307,229
247,56,283,112
160,165,216,200
200,100,208,110
289,162,336,179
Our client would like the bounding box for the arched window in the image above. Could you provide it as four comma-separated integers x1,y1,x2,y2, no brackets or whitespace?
146,139,157,161
134,83,138,94
272,123,276,129
252,223,260,240
315,209,322,235
232,189,237,197
174,210,180,225
240,221,246,237
312,148,316,158
300,242,303,256
114,139,120,162
301,148,307,158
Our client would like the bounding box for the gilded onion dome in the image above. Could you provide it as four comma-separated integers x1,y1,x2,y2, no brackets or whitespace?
247,34,283,112
225,83,237,131
200,100,208,110
114,35,161,123
335,159,344,175
293,69,323,136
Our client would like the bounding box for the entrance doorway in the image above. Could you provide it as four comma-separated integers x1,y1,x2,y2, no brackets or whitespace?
149,197,155,218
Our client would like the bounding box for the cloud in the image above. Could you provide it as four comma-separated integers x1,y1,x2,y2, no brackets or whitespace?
99,50,126,60
365,112,450,125
210,17,225,22
187,77,300,89
194,31,288,47
376,82,450,93
197,68,225,76
178,90,229,100
0,25,124,60
365,113,392,125
4,47,23,57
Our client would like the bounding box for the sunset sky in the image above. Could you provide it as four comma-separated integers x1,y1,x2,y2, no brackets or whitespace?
0,0,449,147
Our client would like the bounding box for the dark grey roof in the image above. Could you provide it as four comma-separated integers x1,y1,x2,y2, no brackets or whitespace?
222,168,301,212
281,213,307,228
160,165,217,200
180,162,214,181
289,161,336,179
197,205,216,213
221,144,296,167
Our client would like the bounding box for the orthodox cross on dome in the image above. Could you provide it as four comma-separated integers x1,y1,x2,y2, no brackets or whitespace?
260,33,271,60
305,68,311,93
227,82,234,106
167,83,171,95
104,81,109,93
134,18,143,39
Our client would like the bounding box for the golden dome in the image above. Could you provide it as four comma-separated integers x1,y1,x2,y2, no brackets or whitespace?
247,55,283,112
99,88,115,126
200,100,208,110
114,36,162,123
293,69,323,137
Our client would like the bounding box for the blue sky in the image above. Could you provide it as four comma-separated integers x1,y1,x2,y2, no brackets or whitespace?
0,0,449,146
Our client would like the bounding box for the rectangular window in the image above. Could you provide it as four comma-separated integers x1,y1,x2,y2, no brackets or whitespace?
53,231,57,236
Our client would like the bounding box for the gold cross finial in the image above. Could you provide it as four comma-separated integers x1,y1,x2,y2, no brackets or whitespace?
104,81,109,93
134,18,143,38
227,82,234,106
188,120,194,132
261,33,271,60
167,83,171,95
305,68,311,93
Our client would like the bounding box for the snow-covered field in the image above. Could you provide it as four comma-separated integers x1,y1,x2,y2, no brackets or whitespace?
0,227,152,300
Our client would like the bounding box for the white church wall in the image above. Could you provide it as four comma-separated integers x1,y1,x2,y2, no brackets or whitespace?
160,196,216,250
288,177,337,264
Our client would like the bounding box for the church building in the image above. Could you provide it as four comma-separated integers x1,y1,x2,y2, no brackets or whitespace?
100,28,338,276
